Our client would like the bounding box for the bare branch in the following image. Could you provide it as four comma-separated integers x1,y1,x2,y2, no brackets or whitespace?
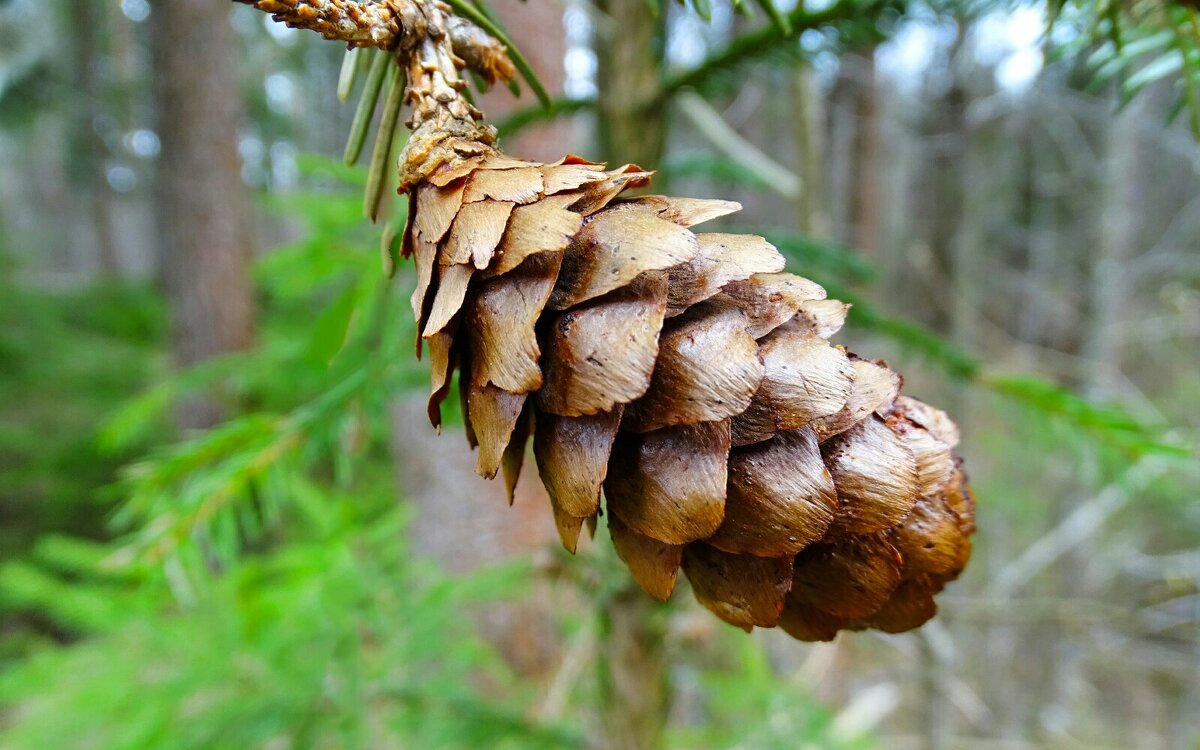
676,90,802,199
989,456,1170,597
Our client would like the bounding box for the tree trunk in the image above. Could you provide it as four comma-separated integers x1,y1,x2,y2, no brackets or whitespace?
792,66,827,237
596,0,665,170
1082,108,1138,397
71,0,120,277
150,0,255,429
482,0,576,161
593,586,669,750
590,1,669,747
848,52,882,259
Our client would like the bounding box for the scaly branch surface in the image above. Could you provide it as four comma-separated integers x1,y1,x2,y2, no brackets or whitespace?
236,0,404,48
397,1,499,189
238,0,514,188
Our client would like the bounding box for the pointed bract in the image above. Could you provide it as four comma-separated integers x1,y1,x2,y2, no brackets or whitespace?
469,251,562,393
463,166,544,203
621,195,742,228
789,534,903,619
467,381,527,480
550,205,699,310
442,199,514,267
539,273,668,416
823,416,919,534
486,193,582,277
622,301,764,432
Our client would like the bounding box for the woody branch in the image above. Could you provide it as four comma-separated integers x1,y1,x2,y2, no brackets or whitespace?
234,0,404,48
238,0,517,188
235,0,514,86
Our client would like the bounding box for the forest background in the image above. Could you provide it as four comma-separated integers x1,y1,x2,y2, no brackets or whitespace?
1,0,1198,748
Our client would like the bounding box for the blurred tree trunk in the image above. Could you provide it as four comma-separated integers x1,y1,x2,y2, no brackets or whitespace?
70,0,119,276
590,1,669,748
1082,110,1138,396
848,53,881,259
792,66,826,236
150,0,255,429
828,53,881,257
482,0,575,161
596,0,665,170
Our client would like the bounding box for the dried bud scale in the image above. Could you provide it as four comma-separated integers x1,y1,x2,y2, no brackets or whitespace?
240,0,976,640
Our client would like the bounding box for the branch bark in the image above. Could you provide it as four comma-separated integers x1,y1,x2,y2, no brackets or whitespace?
234,0,403,47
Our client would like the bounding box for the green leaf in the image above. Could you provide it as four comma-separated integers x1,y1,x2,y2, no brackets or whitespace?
336,47,361,102
1122,51,1183,97
343,49,388,167
380,209,406,279
753,0,792,35
983,374,1192,458
1114,29,1174,60
661,0,865,101
364,63,406,222
305,283,359,366
731,0,754,19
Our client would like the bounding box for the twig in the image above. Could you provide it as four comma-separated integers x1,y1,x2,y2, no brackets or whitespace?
660,0,891,100
989,456,1169,597
234,0,401,47
675,91,802,199
535,620,597,721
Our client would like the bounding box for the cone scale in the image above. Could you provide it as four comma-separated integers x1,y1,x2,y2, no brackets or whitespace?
239,0,976,640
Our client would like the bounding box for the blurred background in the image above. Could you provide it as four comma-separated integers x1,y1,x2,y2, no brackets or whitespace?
1,0,1199,748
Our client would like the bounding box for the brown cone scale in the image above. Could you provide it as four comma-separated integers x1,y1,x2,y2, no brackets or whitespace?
401,154,976,640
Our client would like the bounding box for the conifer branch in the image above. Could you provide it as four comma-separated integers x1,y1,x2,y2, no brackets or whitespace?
240,0,520,188
236,0,515,86
235,0,403,48
660,0,893,99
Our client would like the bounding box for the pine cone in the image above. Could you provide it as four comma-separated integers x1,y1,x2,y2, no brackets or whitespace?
404,153,975,640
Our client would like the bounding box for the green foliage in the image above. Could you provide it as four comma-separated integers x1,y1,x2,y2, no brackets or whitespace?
0,505,580,750
660,0,900,101
1054,0,1200,136
0,267,168,558
98,158,423,577
667,634,875,750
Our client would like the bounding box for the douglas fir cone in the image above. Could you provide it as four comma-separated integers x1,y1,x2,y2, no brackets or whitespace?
242,0,976,640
